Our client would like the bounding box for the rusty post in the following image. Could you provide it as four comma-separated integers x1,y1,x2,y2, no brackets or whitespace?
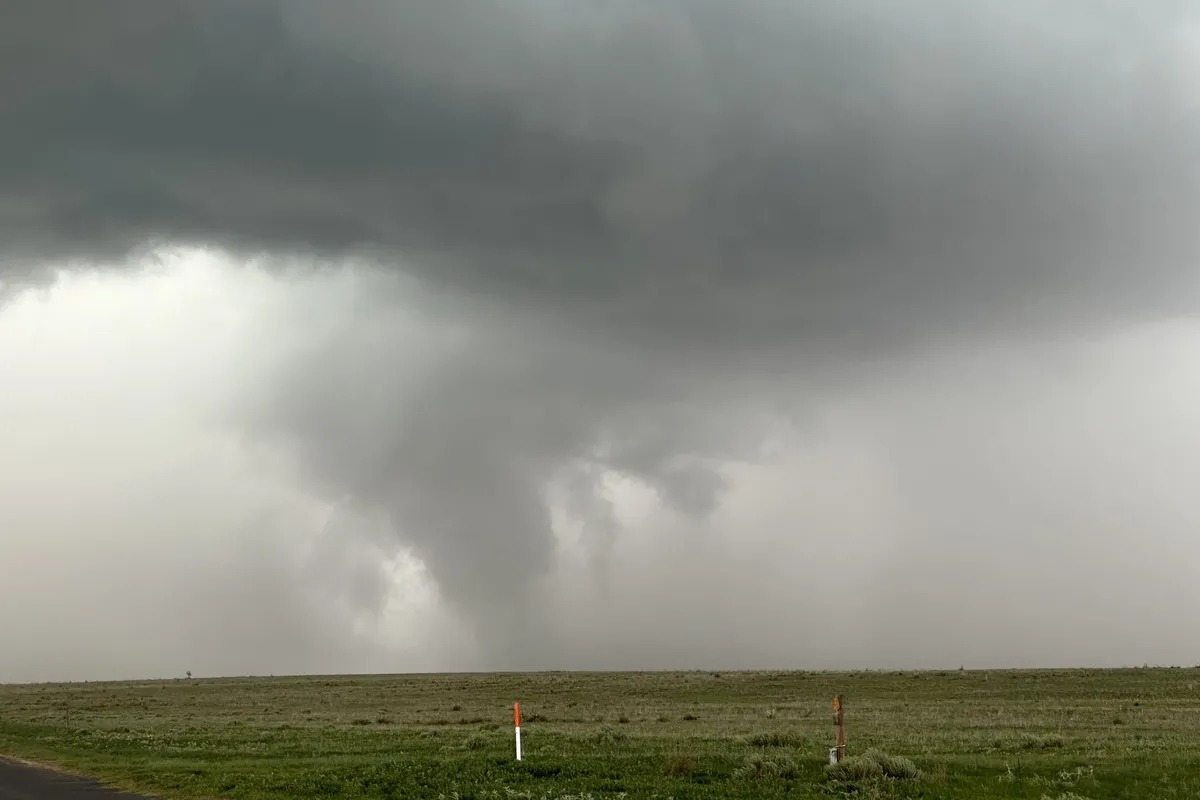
833,694,846,763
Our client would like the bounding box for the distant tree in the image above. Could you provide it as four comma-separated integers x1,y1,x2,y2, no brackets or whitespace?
186,671,192,680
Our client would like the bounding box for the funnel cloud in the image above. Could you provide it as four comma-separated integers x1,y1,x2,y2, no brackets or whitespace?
2,2,1200,680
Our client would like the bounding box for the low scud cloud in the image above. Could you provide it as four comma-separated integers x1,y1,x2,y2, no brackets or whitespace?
2,1,1199,680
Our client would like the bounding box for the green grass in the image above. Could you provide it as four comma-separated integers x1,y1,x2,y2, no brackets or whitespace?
2,668,1200,798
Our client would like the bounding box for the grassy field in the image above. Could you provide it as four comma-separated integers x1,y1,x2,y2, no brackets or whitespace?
2,668,1199,799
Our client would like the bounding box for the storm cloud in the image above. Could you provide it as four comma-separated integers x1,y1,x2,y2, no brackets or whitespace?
7,1,1200,343
2,1,1199,678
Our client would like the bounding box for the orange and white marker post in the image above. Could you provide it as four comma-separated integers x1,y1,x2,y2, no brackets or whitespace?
514,702,523,761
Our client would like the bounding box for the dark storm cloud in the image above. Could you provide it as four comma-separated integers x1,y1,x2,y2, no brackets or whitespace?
4,1,1199,352
4,1,1200,671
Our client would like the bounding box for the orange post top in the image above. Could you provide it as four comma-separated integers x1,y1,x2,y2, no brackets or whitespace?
514,702,521,727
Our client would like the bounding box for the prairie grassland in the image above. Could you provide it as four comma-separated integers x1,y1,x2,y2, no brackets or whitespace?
1,668,1199,799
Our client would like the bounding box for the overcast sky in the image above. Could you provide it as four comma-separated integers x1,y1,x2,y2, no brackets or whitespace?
2,1,1199,682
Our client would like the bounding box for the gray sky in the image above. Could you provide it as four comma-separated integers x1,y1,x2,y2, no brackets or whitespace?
1,1,1199,681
